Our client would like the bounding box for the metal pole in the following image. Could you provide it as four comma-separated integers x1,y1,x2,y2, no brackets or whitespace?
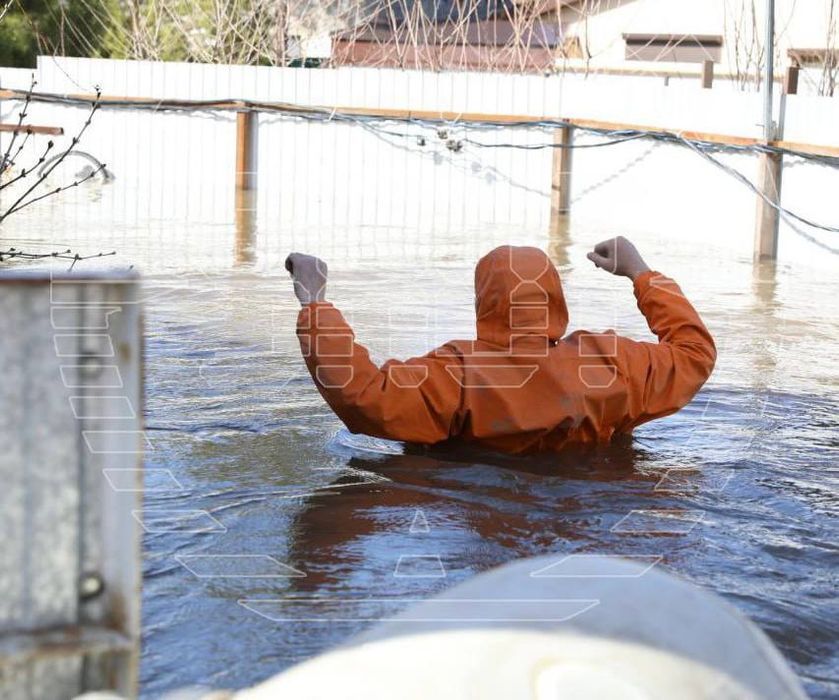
763,0,775,140
753,0,781,262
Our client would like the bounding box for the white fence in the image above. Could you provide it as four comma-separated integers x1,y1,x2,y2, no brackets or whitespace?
0,67,34,90
1,56,838,266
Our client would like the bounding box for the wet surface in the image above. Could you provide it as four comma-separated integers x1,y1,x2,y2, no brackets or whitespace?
4,195,838,698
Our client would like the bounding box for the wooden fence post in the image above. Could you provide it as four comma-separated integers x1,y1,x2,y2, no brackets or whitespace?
753,154,783,261
235,110,256,192
701,60,714,89
234,110,257,264
753,66,797,262
235,188,256,265
550,127,573,220
784,64,799,96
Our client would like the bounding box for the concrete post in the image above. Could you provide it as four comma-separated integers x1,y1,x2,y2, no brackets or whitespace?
0,271,143,698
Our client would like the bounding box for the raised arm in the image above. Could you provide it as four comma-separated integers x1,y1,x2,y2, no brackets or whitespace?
588,237,717,429
285,253,463,444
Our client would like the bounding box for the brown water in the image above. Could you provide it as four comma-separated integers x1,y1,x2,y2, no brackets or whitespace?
3,189,838,698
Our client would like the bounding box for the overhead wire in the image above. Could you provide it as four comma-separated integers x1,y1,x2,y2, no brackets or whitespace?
677,135,839,249
3,87,838,246
6,86,838,162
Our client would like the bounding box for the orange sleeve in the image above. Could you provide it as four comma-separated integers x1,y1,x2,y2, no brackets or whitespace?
297,302,463,444
616,271,717,430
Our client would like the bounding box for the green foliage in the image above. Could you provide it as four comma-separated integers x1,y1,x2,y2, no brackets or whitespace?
0,4,37,67
0,0,124,67
0,0,288,66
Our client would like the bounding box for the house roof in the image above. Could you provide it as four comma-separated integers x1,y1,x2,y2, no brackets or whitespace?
346,0,575,28
336,0,570,44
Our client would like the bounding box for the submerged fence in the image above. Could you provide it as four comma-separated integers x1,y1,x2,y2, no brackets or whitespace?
1,56,838,265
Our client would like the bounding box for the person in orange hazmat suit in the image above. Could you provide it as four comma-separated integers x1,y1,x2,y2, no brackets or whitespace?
285,237,716,454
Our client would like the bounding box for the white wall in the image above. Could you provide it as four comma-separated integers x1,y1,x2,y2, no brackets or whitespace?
559,0,839,94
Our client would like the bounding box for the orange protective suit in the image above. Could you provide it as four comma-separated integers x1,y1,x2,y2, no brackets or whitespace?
297,246,716,454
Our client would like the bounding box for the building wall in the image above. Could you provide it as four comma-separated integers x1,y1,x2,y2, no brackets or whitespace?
558,0,838,87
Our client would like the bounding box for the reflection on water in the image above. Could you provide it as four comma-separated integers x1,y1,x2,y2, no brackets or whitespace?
2,187,837,699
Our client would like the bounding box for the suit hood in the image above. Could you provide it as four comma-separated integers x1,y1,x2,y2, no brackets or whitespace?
474,245,568,348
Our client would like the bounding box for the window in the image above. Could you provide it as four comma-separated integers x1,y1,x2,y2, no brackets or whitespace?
623,34,722,63
788,48,839,67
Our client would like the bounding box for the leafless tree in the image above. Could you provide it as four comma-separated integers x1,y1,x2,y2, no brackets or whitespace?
0,79,105,223
0,0,12,24
0,71,112,265
61,0,573,73
33,0,839,83
724,0,766,90
818,0,838,96
723,0,800,92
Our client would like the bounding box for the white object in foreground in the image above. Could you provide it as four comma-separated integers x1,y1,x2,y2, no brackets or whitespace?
234,555,807,700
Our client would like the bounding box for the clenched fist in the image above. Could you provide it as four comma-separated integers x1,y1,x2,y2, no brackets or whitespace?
285,253,328,306
587,236,650,282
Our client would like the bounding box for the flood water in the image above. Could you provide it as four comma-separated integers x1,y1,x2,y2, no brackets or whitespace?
4,179,838,698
